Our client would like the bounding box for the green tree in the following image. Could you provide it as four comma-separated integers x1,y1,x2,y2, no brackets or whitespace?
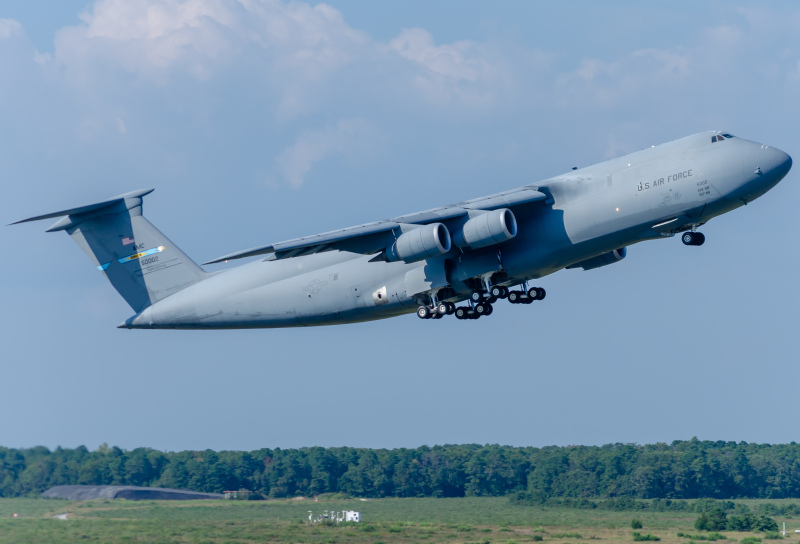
754,516,779,532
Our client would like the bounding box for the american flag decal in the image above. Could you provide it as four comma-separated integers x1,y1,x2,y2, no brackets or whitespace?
122,237,135,246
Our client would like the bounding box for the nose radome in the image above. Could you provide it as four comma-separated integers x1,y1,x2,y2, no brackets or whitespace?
766,146,792,178
777,148,792,175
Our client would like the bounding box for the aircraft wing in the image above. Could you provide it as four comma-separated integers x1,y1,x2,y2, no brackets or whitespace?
204,187,546,265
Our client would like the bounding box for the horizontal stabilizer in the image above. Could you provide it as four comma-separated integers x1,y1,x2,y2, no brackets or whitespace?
10,189,155,230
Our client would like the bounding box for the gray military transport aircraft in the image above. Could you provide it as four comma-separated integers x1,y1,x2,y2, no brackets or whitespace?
12,131,792,329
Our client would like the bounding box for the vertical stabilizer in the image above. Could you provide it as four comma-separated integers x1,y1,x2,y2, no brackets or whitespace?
12,189,206,312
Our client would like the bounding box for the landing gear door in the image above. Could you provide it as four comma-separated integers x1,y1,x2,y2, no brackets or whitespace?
405,260,448,298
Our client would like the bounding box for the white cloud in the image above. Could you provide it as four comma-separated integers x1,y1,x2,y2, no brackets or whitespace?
275,118,382,187
390,28,486,82
632,49,690,78
20,0,515,120
551,6,800,115
0,18,23,40
242,0,368,79
554,46,693,109
52,0,368,82
54,0,238,81
388,27,501,105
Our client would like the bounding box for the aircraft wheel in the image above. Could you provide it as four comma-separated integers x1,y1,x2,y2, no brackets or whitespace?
437,302,449,316
417,306,432,319
475,302,488,315
537,287,546,300
446,302,456,315
527,287,540,300
682,232,705,246
432,311,444,319
470,290,484,302
455,307,469,320
490,285,505,298
484,303,494,316
508,291,521,304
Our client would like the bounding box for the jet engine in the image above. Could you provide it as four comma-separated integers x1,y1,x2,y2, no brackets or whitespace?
452,208,518,249
385,223,452,263
567,247,627,271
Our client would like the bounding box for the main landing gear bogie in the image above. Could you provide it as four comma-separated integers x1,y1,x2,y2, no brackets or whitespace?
506,286,546,305
470,289,501,304
455,301,492,320
528,287,546,300
417,283,547,320
682,231,705,246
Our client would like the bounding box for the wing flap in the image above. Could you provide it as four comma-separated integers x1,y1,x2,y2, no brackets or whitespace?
203,221,400,265
390,206,467,224
203,244,276,265
461,188,547,210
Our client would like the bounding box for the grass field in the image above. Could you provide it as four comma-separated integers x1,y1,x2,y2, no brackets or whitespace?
1,497,800,544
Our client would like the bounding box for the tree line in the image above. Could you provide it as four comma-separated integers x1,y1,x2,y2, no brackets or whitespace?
3,439,800,500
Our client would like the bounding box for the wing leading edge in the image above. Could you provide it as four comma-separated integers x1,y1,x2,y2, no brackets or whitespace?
203,187,546,265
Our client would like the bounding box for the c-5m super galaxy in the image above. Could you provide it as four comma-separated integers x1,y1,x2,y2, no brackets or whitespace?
13,131,792,329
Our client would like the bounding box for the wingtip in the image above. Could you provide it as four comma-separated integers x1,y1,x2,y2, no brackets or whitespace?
8,217,35,226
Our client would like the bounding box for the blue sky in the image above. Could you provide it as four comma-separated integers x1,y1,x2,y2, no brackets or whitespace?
1,1,799,452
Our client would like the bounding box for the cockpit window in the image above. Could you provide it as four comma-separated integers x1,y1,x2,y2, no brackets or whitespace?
712,133,734,143
712,133,736,142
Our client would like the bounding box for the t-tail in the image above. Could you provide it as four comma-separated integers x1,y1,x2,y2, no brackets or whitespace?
11,189,207,313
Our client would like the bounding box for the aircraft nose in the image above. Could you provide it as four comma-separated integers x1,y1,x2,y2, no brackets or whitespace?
764,146,792,180
732,142,792,203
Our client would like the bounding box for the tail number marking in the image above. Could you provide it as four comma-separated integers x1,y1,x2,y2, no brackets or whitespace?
118,246,165,264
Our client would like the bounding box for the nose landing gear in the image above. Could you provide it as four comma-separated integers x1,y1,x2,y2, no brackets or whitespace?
682,231,705,246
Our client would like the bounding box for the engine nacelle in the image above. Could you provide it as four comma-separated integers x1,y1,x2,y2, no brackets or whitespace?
567,247,627,271
452,208,518,249
386,223,452,263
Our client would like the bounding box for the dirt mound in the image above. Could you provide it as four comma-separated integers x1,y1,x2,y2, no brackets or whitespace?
42,485,223,501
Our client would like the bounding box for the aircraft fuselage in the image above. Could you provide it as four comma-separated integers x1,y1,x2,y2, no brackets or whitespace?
121,131,791,329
